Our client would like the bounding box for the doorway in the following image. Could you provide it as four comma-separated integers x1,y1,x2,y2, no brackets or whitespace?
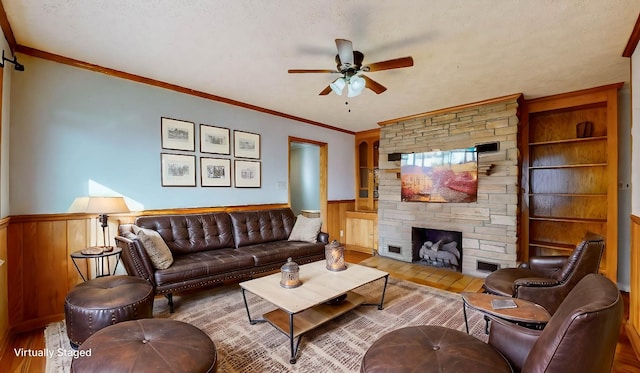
288,137,328,229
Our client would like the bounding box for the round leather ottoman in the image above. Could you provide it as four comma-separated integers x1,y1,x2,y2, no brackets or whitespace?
64,275,154,348
360,325,511,373
71,319,217,373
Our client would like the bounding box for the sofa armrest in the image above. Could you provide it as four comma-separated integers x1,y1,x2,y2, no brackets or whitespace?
487,316,541,372
317,231,329,244
526,255,568,278
115,225,157,287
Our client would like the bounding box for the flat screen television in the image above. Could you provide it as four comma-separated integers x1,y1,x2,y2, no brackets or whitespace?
401,147,478,203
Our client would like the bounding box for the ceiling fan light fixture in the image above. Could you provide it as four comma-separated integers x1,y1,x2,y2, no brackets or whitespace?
330,77,346,95
347,75,365,97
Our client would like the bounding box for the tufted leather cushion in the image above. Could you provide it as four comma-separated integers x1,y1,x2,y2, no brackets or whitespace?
153,248,255,286
229,208,296,248
360,325,511,373
135,212,235,255
71,319,216,373
64,275,154,347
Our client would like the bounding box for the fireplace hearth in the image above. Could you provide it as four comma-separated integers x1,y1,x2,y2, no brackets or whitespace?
412,227,463,272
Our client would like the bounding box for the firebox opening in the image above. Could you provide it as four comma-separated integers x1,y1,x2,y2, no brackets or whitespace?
412,227,463,272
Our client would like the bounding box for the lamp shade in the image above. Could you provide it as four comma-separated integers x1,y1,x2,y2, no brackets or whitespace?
347,75,366,97
68,196,130,214
330,77,346,95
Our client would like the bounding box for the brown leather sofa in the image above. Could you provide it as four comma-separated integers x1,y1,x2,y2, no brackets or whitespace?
115,208,327,312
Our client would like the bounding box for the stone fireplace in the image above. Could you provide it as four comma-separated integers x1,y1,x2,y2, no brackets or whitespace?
377,94,521,278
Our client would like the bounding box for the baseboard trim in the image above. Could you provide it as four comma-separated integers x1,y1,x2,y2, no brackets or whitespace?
11,313,64,334
0,328,9,362
626,321,640,362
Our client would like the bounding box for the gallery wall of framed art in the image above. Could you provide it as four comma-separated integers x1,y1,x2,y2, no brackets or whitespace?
160,117,261,188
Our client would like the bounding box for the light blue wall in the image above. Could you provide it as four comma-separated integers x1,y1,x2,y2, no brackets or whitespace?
9,55,355,214
290,144,320,215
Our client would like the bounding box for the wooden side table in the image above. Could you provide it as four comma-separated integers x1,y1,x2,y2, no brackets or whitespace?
70,246,122,281
462,292,551,334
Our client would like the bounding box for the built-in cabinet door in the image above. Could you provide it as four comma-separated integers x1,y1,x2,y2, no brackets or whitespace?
345,211,377,254
355,129,380,211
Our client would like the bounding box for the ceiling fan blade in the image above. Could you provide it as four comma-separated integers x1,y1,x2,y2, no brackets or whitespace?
288,69,339,74
335,39,354,65
365,56,414,72
319,86,332,95
362,75,387,94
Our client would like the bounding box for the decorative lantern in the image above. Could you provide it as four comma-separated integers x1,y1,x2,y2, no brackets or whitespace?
280,257,302,288
325,240,347,272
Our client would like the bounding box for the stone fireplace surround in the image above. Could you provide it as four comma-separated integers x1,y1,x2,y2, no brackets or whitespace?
377,94,522,278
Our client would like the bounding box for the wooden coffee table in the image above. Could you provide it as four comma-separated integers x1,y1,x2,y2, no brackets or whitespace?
461,292,551,334
240,260,389,364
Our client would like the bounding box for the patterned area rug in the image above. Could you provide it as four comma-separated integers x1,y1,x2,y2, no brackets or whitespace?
45,277,487,372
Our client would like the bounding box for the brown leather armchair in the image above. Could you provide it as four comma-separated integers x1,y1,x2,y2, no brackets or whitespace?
487,273,623,373
359,274,622,373
482,234,604,314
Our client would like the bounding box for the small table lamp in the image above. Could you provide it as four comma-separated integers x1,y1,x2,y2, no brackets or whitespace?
68,196,130,248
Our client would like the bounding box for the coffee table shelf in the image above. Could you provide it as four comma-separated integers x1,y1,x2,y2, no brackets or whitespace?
263,291,365,338
240,261,388,364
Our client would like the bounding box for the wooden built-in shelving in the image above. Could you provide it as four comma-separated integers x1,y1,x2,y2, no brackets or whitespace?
521,83,621,281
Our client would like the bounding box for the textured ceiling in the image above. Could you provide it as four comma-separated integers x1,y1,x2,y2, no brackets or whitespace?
2,0,639,132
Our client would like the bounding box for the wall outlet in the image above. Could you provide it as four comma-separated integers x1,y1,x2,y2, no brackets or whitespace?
340,230,344,237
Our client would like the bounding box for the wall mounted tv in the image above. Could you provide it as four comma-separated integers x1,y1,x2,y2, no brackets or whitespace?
401,147,478,203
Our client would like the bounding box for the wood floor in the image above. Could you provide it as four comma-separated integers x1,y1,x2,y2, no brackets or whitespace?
1,251,638,372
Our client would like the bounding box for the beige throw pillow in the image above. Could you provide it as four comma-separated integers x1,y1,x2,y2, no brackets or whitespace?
133,225,174,269
288,215,323,243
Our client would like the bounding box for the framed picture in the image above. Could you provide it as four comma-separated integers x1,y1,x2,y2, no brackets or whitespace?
201,157,232,187
200,124,231,154
235,160,261,188
161,117,195,151
161,153,196,186
234,130,260,159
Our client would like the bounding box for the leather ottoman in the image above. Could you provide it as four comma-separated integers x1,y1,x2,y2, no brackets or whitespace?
360,325,511,373
64,275,154,348
71,319,217,373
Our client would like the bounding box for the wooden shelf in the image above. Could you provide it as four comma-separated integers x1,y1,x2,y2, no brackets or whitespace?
529,241,575,254
263,291,364,338
529,135,607,146
521,84,619,281
529,216,607,224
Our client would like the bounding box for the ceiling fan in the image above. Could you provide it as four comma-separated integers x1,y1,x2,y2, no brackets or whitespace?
288,39,414,97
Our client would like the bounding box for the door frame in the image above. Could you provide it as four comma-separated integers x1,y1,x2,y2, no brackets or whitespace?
288,136,328,230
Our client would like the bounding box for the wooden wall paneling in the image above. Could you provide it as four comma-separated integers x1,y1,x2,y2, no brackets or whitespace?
629,215,640,360
326,200,355,244
67,219,90,287
7,222,24,327
0,224,9,357
4,203,311,331
26,221,67,322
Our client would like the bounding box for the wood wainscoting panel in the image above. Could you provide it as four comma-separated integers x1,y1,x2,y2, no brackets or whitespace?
326,200,355,244
7,202,352,332
0,221,9,359
629,215,640,361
